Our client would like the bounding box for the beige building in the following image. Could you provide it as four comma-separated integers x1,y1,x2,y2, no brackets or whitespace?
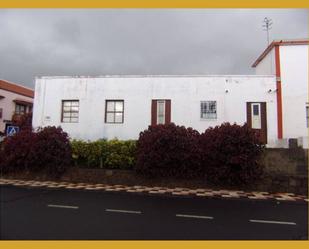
0,79,34,134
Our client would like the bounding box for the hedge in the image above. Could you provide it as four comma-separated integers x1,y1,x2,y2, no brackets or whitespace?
31,126,72,176
135,122,265,185
71,139,136,170
0,126,72,176
0,129,35,172
135,123,201,178
199,122,265,185
1,122,265,186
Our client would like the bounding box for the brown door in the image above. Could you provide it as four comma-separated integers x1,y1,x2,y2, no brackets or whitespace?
246,102,267,144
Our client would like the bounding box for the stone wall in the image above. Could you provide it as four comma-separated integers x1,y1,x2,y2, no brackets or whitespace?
261,148,308,175
258,148,308,195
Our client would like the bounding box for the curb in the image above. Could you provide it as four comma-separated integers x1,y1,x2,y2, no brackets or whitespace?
0,178,308,202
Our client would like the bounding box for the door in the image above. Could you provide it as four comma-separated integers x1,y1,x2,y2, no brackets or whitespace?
246,102,267,144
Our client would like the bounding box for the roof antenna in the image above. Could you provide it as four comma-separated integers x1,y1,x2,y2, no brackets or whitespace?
262,17,274,73
262,17,273,46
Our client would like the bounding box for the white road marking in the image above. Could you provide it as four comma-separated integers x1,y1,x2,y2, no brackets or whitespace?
249,219,296,225
176,214,214,219
47,204,79,209
105,209,142,214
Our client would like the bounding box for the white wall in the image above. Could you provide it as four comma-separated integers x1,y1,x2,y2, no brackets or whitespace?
255,48,276,76
280,45,309,141
32,75,278,146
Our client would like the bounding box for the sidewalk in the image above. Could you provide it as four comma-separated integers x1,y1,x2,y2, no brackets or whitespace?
0,178,308,202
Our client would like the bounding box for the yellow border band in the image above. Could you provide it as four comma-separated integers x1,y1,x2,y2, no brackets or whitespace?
0,2,308,249
1,241,309,249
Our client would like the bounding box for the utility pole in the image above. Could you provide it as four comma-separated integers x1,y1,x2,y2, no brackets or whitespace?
262,17,273,46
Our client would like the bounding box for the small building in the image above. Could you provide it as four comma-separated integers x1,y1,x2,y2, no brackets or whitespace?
252,39,308,148
32,75,277,146
0,79,34,134
32,39,308,148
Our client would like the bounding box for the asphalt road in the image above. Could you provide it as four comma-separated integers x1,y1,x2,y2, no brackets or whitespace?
0,185,307,240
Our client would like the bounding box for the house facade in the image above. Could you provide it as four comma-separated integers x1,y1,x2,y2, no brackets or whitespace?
0,79,34,134
32,39,308,148
253,39,309,148
32,75,279,146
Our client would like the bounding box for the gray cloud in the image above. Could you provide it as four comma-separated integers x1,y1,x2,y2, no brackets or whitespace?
0,9,307,88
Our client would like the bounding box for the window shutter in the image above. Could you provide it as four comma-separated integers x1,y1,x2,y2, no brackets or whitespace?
261,102,267,143
165,99,171,124
151,100,157,125
246,102,252,128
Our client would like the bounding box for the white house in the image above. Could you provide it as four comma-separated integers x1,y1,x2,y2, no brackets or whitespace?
32,39,308,148
252,39,309,148
32,75,278,146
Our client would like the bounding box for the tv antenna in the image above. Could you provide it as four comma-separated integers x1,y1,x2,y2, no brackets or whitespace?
262,17,273,46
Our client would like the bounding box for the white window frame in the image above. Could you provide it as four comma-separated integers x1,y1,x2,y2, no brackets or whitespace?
61,100,79,123
157,100,165,125
251,103,262,129
200,101,217,120
105,100,124,124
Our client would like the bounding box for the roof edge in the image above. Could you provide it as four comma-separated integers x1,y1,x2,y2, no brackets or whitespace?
36,74,276,79
0,79,34,98
252,39,309,68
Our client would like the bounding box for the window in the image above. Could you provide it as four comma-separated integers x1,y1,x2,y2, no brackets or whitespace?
151,99,171,125
61,100,79,123
105,100,124,123
253,104,260,115
28,105,33,113
306,105,309,128
251,103,261,129
157,100,165,124
15,104,26,115
200,101,217,119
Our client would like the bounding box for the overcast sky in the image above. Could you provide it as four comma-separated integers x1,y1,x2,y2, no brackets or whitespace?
0,9,307,88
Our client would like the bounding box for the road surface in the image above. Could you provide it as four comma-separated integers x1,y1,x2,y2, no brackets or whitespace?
0,185,307,239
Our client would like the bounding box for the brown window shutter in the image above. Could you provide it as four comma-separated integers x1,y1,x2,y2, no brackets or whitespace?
246,102,251,128
261,102,268,143
165,99,171,124
151,100,157,126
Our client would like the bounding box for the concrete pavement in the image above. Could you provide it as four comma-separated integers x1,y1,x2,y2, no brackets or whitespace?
0,178,307,202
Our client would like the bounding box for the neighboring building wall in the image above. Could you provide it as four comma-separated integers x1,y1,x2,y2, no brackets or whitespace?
279,45,308,142
0,89,33,133
33,76,278,146
253,42,309,148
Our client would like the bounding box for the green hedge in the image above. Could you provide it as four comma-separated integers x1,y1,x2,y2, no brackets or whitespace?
71,139,136,169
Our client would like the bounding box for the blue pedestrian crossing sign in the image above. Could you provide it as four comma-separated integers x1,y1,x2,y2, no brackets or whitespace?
6,126,20,137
